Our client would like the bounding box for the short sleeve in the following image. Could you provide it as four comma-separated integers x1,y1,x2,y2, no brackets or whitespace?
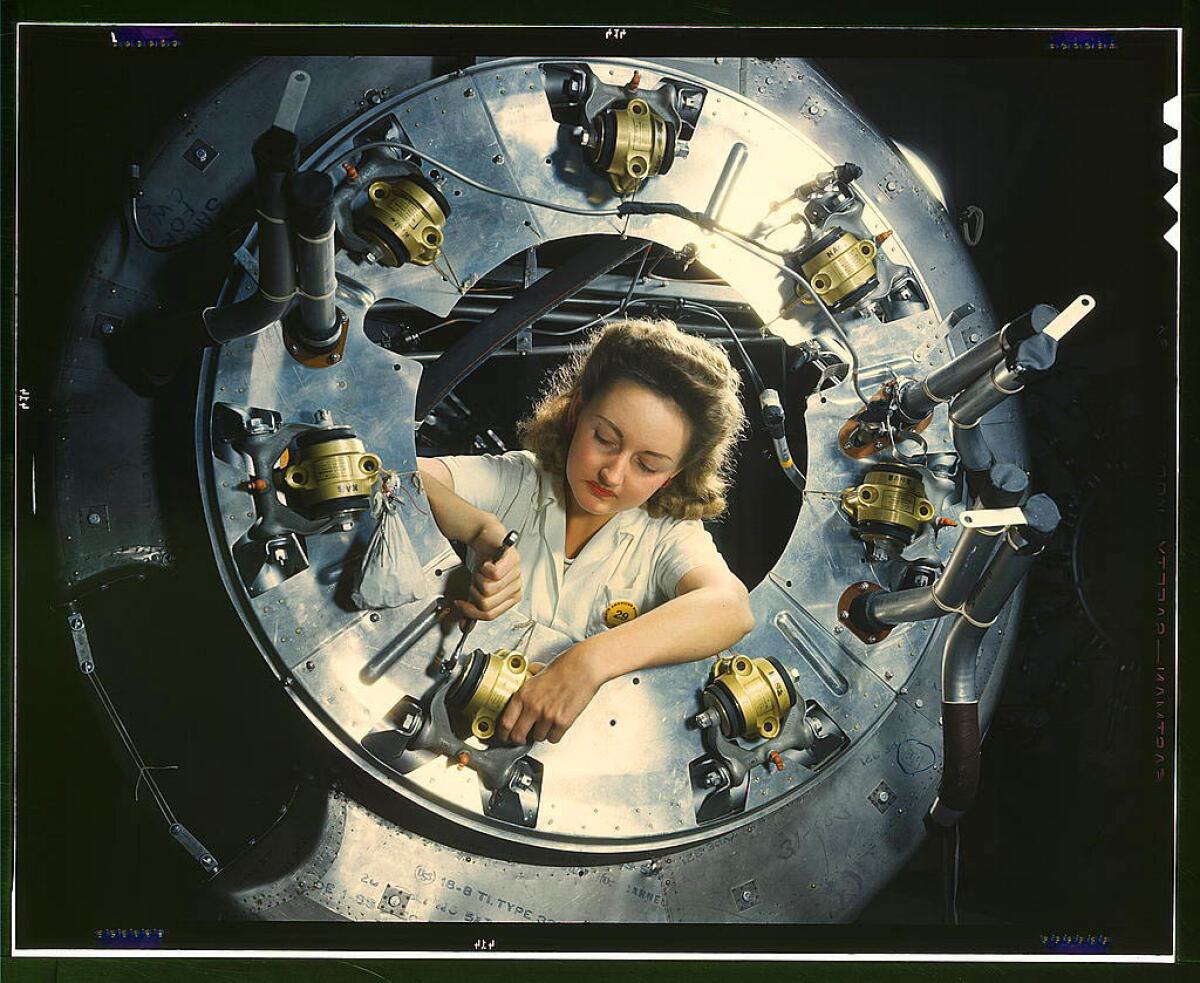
438,451,534,521
651,519,727,599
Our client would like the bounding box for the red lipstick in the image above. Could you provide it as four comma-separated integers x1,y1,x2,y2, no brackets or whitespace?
586,481,616,499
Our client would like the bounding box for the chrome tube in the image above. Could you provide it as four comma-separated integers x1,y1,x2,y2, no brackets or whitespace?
289,170,339,350
360,596,447,684
705,142,748,224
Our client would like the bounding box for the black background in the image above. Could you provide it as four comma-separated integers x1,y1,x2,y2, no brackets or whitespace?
6,20,1182,968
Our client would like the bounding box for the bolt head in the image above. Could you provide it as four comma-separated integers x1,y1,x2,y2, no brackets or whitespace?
194,147,208,162
327,352,341,364
878,789,890,802
834,625,844,634
99,321,115,336
87,512,102,526
492,154,504,164
839,610,849,620
867,636,877,643
742,890,753,901
915,698,924,708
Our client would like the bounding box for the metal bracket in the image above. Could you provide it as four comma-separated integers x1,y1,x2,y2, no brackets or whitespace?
960,506,1026,529
362,669,543,827
68,610,220,874
515,248,538,355
273,69,311,133
68,610,94,674
1044,294,1096,342
168,821,220,874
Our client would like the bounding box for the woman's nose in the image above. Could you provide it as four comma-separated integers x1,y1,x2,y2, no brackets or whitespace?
600,456,626,485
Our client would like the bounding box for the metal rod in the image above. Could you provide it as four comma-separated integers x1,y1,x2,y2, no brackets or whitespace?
360,595,447,684
705,142,749,225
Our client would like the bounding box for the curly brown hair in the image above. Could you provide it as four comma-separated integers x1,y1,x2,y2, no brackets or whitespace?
517,319,747,520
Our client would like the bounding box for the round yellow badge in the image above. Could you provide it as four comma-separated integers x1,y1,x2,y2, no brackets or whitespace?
603,600,639,628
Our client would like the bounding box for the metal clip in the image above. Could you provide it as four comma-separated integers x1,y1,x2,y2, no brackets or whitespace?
68,610,95,674
273,69,311,133
1044,294,1095,342
168,821,220,874
959,507,1027,529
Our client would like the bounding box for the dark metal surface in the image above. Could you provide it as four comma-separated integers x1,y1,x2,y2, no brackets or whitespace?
414,235,647,419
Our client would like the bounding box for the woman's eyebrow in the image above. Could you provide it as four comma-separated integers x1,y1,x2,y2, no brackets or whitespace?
595,414,675,463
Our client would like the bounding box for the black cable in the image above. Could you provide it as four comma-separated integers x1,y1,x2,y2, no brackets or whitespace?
616,201,794,257
680,299,766,396
953,824,962,926
531,297,659,338
128,197,181,253
619,243,653,316
617,200,870,411
127,164,227,253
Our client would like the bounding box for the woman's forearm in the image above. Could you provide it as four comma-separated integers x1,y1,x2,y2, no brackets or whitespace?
417,460,497,545
580,584,755,685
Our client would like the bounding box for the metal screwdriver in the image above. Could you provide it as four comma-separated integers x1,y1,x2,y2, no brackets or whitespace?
442,529,519,672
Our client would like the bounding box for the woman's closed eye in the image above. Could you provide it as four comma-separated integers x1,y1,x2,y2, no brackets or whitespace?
593,426,661,474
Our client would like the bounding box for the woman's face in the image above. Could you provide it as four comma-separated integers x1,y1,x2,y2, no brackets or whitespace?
564,377,693,517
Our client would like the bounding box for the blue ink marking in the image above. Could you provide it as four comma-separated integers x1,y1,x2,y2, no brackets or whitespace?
897,738,936,775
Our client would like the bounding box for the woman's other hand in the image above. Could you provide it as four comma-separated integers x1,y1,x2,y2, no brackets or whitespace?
460,520,523,621
496,645,604,744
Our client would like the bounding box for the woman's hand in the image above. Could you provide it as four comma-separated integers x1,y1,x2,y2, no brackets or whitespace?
459,520,523,622
496,644,605,744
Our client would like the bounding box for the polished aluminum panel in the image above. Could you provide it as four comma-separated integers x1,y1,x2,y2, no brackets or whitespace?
199,54,1026,918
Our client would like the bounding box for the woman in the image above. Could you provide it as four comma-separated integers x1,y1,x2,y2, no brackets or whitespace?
417,318,755,746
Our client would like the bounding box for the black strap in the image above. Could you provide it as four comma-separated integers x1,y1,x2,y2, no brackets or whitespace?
415,236,647,420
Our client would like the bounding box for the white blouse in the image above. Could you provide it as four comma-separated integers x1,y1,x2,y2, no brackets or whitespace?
439,450,726,643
